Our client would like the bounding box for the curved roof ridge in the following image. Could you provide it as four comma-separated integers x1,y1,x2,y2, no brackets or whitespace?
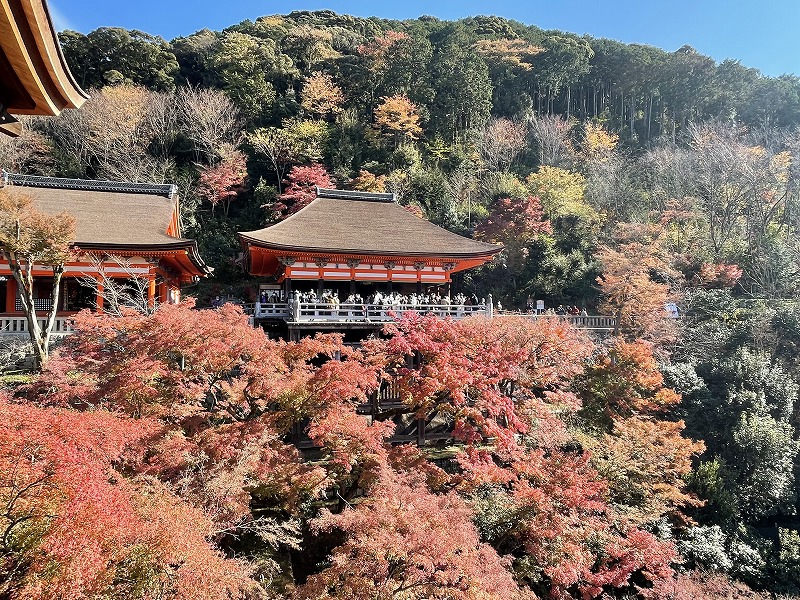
3,172,177,199
315,187,396,203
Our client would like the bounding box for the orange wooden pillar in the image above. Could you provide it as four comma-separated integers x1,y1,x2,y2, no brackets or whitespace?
159,282,168,304
5,277,17,313
95,276,104,313
147,278,156,309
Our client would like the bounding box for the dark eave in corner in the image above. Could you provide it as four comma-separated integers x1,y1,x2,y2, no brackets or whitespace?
0,0,88,136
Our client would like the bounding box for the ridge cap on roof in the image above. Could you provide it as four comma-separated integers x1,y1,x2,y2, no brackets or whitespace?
315,186,396,203
1,172,178,199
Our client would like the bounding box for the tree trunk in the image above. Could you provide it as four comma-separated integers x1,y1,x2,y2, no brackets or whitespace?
566,87,571,120
7,256,63,369
629,95,635,141
672,105,677,142
270,157,284,194
42,265,64,362
10,260,47,369
612,305,623,338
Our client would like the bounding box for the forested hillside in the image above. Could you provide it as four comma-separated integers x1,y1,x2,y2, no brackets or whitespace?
2,9,800,599
1,10,799,305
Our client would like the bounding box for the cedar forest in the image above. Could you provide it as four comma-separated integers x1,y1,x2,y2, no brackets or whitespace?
2,9,800,599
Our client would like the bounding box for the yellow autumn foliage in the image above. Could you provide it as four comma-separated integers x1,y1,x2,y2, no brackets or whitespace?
583,121,619,160
526,166,602,226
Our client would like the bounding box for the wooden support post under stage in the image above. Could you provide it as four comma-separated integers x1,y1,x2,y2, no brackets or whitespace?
5,277,16,313
95,278,104,314
147,278,156,309
158,282,167,304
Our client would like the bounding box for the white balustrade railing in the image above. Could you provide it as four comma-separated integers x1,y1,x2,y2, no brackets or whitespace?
504,313,616,330
283,301,489,323
249,298,616,330
253,302,290,318
0,300,614,338
0,315,75,336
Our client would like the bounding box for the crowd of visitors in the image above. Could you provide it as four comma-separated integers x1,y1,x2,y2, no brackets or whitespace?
524,295,588,316
289,290,487,310
552,305,588,316
254,290,598,316
252,290,608,320
258,290,283,304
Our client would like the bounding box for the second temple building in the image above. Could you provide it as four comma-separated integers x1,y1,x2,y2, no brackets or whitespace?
240,188,503,340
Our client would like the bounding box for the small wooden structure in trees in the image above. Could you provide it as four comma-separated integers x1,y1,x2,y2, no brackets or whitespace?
0,173,210,337
0,0,88,136
239,187,503,340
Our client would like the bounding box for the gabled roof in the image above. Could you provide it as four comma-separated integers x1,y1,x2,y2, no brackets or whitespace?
0,0,88,136
1,173,210,275
240,187,502,258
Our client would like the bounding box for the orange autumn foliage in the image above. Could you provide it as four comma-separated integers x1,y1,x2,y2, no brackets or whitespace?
597,223,678,343
300,72,344,118
0,395,257,600
295,469,532,600
594,416,705,525
578,338,681,426
373,94,423,141
14,303,707,598
348,168,386,192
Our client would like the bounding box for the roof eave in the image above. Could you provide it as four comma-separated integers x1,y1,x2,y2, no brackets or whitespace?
238,234,503,259
76,240,212,277
1,0,88,117
74,240,194,251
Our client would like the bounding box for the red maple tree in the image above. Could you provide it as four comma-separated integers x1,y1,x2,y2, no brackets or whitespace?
295,469,531,600
275,163,334,217
13,302,704,598
693,262,743,288
366,314,685,599
197,150,248,217
0,394,257,599
475,196,552,275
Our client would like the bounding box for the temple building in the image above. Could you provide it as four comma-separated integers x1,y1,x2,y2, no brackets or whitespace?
0,173,210,334
240,187,502,340
0,0,88,136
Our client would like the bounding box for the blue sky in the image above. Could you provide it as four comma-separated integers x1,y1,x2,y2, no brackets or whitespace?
50,0,800,77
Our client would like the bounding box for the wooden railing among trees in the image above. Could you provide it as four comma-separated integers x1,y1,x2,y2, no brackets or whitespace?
247,300,491,321
0,300,615,338
247,296,615,332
